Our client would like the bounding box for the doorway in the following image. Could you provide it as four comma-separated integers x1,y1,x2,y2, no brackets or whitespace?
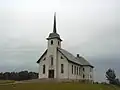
48,70,54,78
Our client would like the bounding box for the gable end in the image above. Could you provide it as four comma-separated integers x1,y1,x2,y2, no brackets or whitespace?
36,49,48,63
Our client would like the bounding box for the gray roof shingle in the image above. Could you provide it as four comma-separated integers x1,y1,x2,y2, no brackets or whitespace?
58,48,94,68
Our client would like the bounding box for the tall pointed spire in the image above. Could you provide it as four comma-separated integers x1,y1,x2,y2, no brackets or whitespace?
47,12,62,41
53,12,57,33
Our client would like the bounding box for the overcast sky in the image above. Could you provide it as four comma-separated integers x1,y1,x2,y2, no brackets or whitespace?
0,0,120,82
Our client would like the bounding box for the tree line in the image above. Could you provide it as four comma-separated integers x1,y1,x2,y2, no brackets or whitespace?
0,71,38,81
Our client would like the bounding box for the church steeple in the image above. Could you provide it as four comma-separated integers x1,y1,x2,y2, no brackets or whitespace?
47,12,62,41
53,12,57,33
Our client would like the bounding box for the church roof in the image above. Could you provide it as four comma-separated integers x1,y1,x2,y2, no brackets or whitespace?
58,48,94,68
47,33,62,41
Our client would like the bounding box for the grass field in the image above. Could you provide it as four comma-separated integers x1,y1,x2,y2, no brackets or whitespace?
0,82,120,90
0,80,15,84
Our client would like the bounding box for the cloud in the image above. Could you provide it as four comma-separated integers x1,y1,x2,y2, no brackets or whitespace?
0,0,120,81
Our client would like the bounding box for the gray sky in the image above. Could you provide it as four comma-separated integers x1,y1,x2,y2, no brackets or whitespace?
0,0,120,82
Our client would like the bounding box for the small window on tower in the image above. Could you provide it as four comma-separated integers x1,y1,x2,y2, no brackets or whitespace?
51,40,53,45
83,68,85,72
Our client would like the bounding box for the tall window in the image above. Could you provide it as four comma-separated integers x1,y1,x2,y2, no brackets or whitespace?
79,67,81,75
61,64,64,73
77,67,78,75
83,68,85,72
51,56,53,66
74,66,76,75
72,65,73,74
51,40,53,45
43,65,45,74
83,74,85,78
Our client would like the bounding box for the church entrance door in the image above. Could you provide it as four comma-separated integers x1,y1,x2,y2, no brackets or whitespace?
48,70,54,78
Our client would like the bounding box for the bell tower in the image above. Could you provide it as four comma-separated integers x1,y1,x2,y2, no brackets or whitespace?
47,12,62,48
46,12,62,79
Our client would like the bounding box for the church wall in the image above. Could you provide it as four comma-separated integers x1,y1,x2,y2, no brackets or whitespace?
57,51,69,79
37,13,94,81
68,63,82,80
82,66,93,81
38,54,48,79
38,49,94,81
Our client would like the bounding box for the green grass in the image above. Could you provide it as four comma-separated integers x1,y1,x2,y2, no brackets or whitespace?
0,80,15,84
0,82,120,90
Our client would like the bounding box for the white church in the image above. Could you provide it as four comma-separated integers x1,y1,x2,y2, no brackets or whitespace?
37,13,94,82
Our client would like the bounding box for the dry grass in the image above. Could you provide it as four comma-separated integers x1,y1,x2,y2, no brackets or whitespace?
0,82,120,90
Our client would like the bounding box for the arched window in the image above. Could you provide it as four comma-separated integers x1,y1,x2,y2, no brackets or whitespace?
51,40,53,45
51,56,53,66
43,65,45,74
